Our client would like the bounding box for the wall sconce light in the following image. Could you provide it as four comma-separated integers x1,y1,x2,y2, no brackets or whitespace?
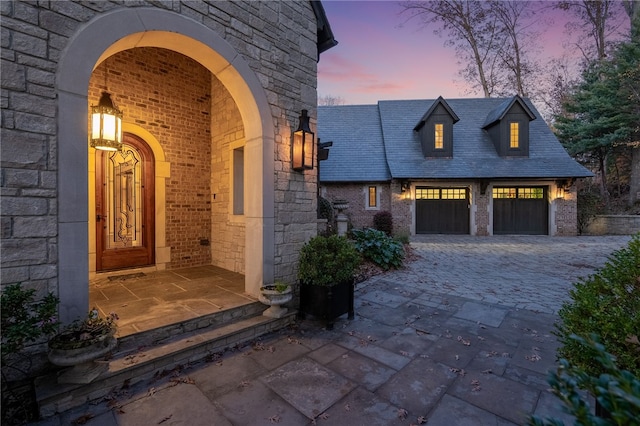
292,109,314,171
401,180,411,193
555,179,573,200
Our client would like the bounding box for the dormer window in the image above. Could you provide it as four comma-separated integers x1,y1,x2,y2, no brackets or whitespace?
509,122,519,148
414,97,459,158
435,123,444,149
482,96,535,157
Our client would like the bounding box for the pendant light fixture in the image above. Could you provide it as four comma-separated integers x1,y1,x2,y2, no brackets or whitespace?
90,58,123,151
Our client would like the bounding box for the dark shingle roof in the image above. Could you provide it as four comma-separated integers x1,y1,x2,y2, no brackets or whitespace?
317,104,391,182
318,97,592,181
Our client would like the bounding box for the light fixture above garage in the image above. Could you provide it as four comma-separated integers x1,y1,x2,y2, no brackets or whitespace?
90,60,123,151
292,109,314,171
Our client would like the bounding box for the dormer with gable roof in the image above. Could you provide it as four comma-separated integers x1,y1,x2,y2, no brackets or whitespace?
413,96,460,158
482,95,536,157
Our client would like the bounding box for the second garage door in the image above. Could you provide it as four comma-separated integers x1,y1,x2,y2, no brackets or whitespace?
493,187,548,235
416,187,469,234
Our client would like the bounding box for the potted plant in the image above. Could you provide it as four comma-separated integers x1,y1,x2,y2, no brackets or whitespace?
259,281,293,318
297,234,361,329
47,308,118,384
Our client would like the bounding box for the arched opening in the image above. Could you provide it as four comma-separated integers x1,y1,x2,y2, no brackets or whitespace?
57,8,274,323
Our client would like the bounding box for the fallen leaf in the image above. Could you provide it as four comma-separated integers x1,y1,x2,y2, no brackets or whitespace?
397,408,408,420
319,412,330,420
147,387,156,396
268,414,281,423
344,403,351,411
342,354,349,359
158,414,172,424
72,414,94,425
400,350,409,356
417,416,427,424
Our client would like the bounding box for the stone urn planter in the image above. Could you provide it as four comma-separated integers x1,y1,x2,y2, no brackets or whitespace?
258,283,293,318
47,309,118,384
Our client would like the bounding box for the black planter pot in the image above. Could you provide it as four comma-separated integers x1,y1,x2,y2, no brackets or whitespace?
298,280,354,330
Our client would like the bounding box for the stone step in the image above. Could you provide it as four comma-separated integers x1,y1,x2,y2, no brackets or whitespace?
116,301,267,350
35,307,297,418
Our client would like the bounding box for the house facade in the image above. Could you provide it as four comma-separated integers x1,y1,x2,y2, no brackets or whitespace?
318,96,592,237
1,1,335,323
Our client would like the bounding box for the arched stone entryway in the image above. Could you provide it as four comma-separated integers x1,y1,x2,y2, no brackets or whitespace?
57,8,274,323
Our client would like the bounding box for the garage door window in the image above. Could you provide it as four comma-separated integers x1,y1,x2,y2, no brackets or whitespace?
493,187,543,199
417,188,466,199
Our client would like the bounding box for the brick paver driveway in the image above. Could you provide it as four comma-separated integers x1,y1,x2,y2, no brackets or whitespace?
378,235,632,314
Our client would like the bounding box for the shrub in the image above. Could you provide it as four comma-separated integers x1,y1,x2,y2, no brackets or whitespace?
577,188,605,234
298,235,361,286
529,335,640,426
373,210,393,235
555,233,640,378
351,228,404,270
317,196,334,221
1,283,59,363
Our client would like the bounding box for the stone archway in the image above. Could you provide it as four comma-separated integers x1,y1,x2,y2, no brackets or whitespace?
57,8,274,323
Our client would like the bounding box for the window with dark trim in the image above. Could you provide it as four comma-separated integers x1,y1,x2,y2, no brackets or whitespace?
368,186,377,208
434,123,444,149
509,122,519,148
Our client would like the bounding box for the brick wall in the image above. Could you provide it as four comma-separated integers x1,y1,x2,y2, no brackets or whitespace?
90,48,213,269
475,186,490,236
555,189,579,236
321,182,393,231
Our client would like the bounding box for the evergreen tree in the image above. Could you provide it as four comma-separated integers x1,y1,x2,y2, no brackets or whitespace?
554,16,640,206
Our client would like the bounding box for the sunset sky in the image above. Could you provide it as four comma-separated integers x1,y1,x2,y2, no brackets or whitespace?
317,1,629,105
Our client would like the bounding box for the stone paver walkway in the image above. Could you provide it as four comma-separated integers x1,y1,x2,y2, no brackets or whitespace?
397,235,632,314
32,235,631,426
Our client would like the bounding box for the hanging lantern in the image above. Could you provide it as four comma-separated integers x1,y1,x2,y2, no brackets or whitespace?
291,109,314,171
91,91,123,151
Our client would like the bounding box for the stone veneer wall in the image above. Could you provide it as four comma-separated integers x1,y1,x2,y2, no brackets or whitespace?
210,77,246,273
89,48,213,269
1,1,319,305
586,215,640,235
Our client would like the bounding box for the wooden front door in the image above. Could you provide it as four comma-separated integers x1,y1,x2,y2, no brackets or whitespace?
96,133,155,271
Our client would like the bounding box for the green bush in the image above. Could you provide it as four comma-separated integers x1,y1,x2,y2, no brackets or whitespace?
529,335,640,426
373,210,393,235
298,235,361,286
1,283,59,363
351,228,404,270
555,234,640,378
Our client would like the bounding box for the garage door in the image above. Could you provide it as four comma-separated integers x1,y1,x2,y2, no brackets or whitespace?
493,187,548,235
416,187,469,234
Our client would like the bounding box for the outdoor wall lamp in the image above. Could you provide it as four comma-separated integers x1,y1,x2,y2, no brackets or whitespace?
292,109,314,171
90,91,123,151
555,179,573,199
401,180,411,193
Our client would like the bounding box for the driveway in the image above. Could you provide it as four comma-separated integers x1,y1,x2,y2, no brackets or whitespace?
38,235,633,426
383,234,633,314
